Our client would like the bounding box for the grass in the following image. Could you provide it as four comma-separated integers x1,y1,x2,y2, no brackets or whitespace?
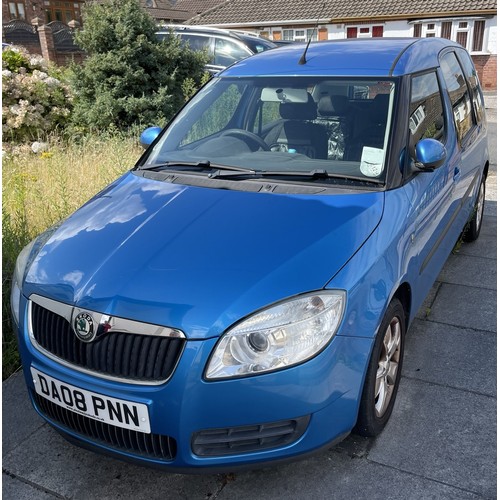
2,134,143,380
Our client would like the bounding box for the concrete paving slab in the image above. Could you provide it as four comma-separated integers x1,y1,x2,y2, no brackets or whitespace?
415,282,441,320
479,215,497,237
456,233,496,260
404,319,496,396
482,199,497,217
437,254,497,290
216,452,481,500
369,378,496,498
428,283,497,333
2,473,61,500
3,425,223,500
2,371,46,455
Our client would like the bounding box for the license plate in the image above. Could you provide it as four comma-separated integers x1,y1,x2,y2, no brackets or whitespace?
31,368,151,433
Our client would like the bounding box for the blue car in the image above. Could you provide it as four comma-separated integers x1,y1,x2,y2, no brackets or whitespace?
12,37,488,471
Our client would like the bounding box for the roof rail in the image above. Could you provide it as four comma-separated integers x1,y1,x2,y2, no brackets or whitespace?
156,24,262,41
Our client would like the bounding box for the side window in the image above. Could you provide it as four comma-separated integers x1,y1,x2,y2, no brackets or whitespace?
457,51,485,124
214,39,249,67
253,101,281,133
181,34,214,62
440,52,474,142
181,84,243,145
409,71,446,154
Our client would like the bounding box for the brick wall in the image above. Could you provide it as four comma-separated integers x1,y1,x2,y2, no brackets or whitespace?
472,54,497,90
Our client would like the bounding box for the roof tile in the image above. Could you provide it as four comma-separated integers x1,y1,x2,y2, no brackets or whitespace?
187,0,497,25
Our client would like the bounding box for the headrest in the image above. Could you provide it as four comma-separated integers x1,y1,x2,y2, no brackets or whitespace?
280,94,317,120
371,93,390,119
317,95,350,117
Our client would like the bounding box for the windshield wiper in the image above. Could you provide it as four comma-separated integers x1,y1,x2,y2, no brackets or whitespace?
139,161,256,174
139,160,212,171
208,168,384,185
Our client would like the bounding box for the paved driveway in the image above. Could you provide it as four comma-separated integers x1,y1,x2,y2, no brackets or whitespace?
3,99,496,500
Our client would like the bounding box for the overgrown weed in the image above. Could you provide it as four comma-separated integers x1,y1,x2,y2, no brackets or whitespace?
2,134,142,379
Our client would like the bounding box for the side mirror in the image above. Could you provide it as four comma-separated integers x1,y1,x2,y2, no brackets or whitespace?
140,127,162,149
414,138,447,172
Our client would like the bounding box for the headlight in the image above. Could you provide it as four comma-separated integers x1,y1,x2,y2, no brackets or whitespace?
10,238,36,326
10,222,60,326
205,291,346,380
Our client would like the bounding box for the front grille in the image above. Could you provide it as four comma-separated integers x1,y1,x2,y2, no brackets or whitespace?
192,416,310,456
31,302,185,383
33,392,176,461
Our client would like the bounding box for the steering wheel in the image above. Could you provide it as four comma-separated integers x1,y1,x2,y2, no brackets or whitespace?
220,129,270,151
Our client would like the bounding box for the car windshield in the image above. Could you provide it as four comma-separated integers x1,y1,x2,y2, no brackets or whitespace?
141,76,396,184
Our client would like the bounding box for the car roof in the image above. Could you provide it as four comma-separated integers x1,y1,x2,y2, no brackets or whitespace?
221,37,463,78
157,24,273,44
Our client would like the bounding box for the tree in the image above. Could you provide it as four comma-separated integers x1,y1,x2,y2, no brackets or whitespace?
71,0,208,131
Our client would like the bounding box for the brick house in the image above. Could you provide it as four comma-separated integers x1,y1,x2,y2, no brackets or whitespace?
1,0,225,25
186,0,497,89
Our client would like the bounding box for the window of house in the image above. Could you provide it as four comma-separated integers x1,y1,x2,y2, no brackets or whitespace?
425,23,436,37
9,2,26,19
441,22,452,39
345,25,384,38
45,0,83,23
412,19,486,53
472,20,485,52
440,52,473,142
456,21,470,49
282,28,317,42
409,71,446,151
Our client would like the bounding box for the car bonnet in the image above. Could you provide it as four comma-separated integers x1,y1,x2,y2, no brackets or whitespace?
24,172,384,339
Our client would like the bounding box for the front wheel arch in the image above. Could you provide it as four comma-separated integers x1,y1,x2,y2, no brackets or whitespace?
353,297,406,437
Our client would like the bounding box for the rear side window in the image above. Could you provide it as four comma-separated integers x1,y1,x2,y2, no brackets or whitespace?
214,39,250,67
409,71,446,154
180,34,214,60
440,52,473,142
457,51,485,124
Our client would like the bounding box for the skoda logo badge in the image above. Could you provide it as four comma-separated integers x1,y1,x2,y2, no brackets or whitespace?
74,312,96,343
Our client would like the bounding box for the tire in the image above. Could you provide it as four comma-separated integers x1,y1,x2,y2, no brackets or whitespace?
463,175,486,242
354,298,405,437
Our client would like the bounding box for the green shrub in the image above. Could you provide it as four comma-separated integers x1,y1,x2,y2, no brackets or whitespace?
2,47,73,143
71,0,208,131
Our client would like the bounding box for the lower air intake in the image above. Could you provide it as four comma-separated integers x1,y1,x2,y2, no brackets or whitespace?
192,416,310,456
33,392,176,461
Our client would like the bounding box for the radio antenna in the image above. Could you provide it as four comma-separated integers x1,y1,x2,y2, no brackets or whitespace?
298,1,327,65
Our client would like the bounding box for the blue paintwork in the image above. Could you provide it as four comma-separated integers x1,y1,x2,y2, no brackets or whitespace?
222,38,460,78
14,37,489,470
139,126,162,148
24,173,383,338
416,138,447,168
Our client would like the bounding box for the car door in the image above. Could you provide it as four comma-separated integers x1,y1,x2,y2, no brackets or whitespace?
179,33,218,73
440,49,487,232
440,50,482,230
402,69,459,309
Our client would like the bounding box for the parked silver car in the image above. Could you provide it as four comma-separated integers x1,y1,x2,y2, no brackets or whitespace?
156,25,276,73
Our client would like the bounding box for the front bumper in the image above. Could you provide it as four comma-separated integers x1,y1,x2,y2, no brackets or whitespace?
17,295,373,471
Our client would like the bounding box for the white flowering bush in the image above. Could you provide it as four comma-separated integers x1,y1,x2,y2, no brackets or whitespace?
2,47,73,143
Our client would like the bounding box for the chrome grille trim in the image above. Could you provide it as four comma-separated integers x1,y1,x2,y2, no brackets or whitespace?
28,295,185,385
29,294,186,339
